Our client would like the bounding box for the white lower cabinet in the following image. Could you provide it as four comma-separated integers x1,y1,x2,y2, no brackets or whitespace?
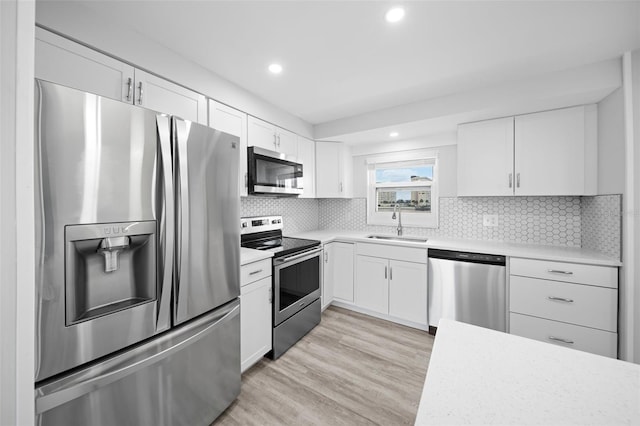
322,242,354,308
240,259,272,372
509,257,618,358
388,260,428,325
355,256,389,314
352,243,428,329
509,313,618,358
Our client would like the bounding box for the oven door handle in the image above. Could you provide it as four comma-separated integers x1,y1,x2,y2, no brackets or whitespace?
275,247,323,264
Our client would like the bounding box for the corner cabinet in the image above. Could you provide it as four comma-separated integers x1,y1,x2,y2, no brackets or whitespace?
322,242,354,309
209,100,248,197
240,258,272,372
247,116,298,157
353,243,428,329
35,27,207,124
315,141,353,198
457,105,597,196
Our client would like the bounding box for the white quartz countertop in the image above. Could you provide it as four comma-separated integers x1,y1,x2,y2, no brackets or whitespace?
415,319,640,425
290,230,621,266
240,247,273,266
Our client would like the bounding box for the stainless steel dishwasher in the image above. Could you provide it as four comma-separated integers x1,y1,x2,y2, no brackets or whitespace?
428,249,506,333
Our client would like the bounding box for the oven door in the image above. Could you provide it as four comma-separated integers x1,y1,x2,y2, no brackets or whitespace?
273,247,322,325
247,146,303,196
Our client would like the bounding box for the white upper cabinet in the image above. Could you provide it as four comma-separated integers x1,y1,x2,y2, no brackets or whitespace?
247,116,298,158
209,100,248,197
315,141,353,198
514,106,597,196
133,70,206,124
457,117,514,196
457,105,597,197
297,136,316,198
35,27,134,102
35,28,207,125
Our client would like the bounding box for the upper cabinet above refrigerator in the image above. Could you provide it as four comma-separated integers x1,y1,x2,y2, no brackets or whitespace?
35,27,207,124
457,105,597,197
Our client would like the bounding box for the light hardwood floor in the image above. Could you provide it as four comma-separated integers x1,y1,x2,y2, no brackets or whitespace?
214,306,434,425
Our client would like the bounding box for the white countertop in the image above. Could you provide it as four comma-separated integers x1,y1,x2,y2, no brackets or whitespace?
415,319,640,425
290,230,621,266
240,247,273,266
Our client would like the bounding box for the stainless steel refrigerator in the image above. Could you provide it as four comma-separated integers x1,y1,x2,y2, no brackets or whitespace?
34,79,241,425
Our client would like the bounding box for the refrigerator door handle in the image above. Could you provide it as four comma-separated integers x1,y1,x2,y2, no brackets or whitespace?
174,117,191,323
156,115,174,332
35,301,240,415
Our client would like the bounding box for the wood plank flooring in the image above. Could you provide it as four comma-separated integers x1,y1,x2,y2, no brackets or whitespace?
214,306,434,425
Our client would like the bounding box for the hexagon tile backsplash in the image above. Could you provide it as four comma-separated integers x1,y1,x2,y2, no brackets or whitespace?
241,195,622,260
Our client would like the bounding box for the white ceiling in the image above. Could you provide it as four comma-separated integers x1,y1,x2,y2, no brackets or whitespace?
38,0,640,143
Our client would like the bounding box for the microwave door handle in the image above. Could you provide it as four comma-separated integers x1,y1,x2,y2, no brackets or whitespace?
155,115,174,332
174,117,191,324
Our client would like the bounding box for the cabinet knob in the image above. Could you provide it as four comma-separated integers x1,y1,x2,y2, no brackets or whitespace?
508,173,513,188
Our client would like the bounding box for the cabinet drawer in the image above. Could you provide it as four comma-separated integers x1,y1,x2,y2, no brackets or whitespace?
510,313,617,358
241,259,271,286
510,276,617,332
356,243,426,263
510,258,617,289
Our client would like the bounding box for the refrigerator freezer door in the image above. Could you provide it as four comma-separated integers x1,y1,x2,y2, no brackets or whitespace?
173,118,240,325
35,299,240,426
34,80,172,382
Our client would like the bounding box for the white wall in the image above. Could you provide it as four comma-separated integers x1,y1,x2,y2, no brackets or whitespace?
621,49,640,364
35,3,313,139
0,1,35,425
597,88,626,194
351,134,457,199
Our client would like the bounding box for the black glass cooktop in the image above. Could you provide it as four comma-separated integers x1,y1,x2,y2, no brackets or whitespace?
241,235,320,258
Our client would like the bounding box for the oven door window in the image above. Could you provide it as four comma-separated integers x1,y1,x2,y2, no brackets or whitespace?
278,256,319,311
255,157,302,189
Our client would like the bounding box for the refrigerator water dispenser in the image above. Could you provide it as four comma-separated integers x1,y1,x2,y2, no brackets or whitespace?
64,221,157,325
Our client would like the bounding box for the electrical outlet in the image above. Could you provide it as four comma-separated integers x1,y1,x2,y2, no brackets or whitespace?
483,214,499,227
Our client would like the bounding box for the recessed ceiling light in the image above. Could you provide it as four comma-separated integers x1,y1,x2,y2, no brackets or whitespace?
390,132,399,137
268,63,283,74
385,7,405,23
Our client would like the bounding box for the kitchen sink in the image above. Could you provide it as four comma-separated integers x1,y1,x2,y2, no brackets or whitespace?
366,234,428,243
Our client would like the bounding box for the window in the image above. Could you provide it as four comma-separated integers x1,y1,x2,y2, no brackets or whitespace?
367,158,438,228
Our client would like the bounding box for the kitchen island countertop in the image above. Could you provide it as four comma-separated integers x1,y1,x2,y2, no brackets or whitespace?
415,319,640,425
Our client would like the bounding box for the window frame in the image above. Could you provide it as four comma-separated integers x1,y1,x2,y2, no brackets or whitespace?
366,156,439,228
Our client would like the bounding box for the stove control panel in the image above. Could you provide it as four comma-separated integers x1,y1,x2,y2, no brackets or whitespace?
240,215,284,235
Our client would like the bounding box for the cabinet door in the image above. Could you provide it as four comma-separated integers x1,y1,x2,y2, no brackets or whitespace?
355,256,388,314
133,69,207,124
515,106,593,196
315,141,342,197
240,276,272,372
457,117,514,196
276,128,298,158
35,28,134,102
388,260,427,325
209,100,248,197
331,242,355,303
297,136,316,198
247,116,277,151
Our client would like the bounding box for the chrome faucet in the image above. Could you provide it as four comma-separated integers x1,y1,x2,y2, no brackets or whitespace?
392,204,403,236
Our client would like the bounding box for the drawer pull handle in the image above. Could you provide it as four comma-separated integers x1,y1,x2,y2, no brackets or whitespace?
548,336,574,345
547,269,573,275
249,269,263,275
548,296,574,303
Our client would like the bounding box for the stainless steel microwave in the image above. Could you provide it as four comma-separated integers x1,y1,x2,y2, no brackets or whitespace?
247,146,303,196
